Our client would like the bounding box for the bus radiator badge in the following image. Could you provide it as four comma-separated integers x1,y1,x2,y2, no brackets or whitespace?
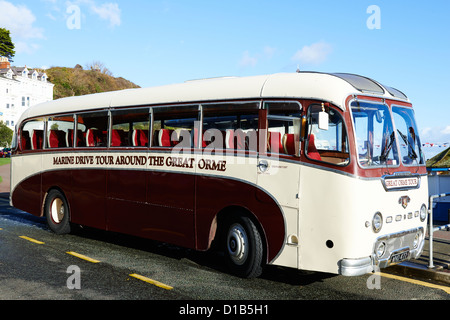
399,196,410,209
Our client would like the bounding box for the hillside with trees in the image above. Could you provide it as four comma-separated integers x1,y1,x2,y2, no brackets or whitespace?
45,64,140,100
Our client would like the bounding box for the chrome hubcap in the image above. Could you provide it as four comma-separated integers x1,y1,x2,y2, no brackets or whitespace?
50,198,64,224
227,223,248,265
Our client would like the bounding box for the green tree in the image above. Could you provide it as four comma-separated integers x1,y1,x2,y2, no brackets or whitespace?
0,28,15,62
0,121,13,148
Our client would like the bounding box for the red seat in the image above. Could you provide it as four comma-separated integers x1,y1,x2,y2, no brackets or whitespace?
268,131,283,153
233,129,246,150
225,129,234,149
21,131,31,150
307,134,322,161
49,130,66,148
31,130,43,150
67,129,84,147
132,130,148,147
111,129,127,147
86,129,105,147
158,129,172,147
282,134,296,155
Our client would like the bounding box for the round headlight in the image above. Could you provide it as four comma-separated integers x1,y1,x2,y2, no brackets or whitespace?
372,212,383,233
376,242,386,258
420,204,427,222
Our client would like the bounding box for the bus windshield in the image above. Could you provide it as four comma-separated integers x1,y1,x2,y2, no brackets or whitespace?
351,101,425,168
351,101,399,167
392,106,425,165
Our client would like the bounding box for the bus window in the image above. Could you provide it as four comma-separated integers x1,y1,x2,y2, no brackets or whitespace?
351,101,398,167
21,119,45,151
111,108,150,147
266,102,301,156
392,106,424,165
152,105,199,149
76,111,109,148
202,102,259,151
306,104,349,165
47,115,75,149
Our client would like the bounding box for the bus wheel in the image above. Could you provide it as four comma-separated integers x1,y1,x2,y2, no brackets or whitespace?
45,190,71,235
224,215,264,278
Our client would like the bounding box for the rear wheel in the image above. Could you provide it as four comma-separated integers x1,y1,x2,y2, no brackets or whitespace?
224,215,264,278
45,189,71,235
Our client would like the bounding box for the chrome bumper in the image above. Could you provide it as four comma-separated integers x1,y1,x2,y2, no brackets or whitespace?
339,227,425,276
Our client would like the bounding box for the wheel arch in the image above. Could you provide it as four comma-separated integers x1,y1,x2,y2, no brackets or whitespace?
210,204,282,264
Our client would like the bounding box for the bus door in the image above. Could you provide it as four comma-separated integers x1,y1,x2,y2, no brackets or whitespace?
256,102,302,268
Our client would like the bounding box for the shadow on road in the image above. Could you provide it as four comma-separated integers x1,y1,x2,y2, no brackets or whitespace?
0,192,337,286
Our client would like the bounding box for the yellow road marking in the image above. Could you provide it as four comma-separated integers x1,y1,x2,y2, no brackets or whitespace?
66,251,101,263
19,236,45,244
129,273,173,290
379,272,450,294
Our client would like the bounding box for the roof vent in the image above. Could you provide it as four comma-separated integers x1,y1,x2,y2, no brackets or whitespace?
332,73,385,94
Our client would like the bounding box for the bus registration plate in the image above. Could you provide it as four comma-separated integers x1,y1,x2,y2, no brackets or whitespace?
391,251,409,263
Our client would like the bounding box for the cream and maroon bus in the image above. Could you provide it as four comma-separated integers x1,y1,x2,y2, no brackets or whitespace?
10,72,428,278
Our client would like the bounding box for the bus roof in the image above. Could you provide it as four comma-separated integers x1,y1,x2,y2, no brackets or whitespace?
18,72,409,124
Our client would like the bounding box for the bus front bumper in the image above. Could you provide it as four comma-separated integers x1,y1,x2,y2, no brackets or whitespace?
339,227,425,277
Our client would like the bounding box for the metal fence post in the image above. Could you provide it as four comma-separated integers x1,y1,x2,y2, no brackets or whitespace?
428,195,436,269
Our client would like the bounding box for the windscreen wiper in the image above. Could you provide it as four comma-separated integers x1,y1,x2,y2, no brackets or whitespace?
397,129,418,160
380,132,395,162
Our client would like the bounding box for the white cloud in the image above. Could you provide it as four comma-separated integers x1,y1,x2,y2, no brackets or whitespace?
239,51,258,68
0,1,44,39
292,42,332,65
0,1,44,54
239,46,277,68
15,42,41,55
90,2,121,28
442,126,450,135
421,126,450,143
63,0,121,28
263,46,276,59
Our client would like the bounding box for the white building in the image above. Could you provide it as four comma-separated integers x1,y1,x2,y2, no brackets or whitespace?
0,57,54,130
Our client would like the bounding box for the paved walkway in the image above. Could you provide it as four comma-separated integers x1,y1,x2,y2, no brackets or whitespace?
0,163,10,193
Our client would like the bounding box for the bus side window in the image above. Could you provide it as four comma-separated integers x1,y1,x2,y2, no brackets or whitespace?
47,115,75,149
76,111,109,148
110,108,150,147
305,104,349,166
265,102,302,156
202,102,259,152
152,105,200,149
20,119,45,151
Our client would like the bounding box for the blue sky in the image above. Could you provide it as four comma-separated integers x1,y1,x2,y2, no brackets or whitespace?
1,0,449,158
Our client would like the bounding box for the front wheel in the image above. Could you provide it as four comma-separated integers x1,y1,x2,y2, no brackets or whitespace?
45,189,71,235
224,215,264,278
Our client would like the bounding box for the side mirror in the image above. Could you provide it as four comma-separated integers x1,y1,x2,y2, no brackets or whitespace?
318,103,329,130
